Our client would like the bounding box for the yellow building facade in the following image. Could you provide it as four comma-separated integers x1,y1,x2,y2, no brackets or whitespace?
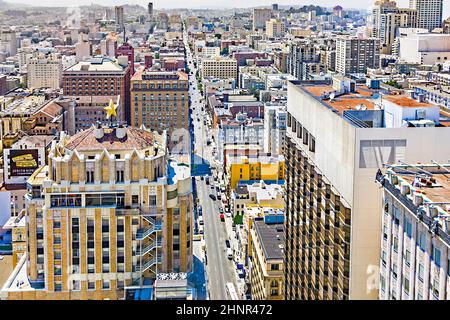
226,154,285,190
0,124,193,300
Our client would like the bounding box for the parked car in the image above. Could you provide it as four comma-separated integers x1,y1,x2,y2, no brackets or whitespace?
226,248,233,260
217,193,222,200
219,213,225,221
219,207,224,214
198,216,204,225
225,239,230,249
209,194,216,201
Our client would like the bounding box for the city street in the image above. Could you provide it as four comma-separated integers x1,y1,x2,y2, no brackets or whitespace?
184,29,240,300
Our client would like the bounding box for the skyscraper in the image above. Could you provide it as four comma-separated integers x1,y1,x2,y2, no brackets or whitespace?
409,0,443,31
283,77,450,300
114,6,124,27
371,0,417,54
335,36,380,76
253,8,272,31
148,2,153,16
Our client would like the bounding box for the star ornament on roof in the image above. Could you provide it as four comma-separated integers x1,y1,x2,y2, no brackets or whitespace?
104,99,118,120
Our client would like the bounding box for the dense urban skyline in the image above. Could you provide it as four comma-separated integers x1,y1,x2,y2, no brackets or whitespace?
3,0,450,17
1,0,450,303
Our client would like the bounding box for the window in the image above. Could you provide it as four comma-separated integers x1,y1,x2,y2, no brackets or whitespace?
432,245,441,267
393,237,398,253
392,262,398,279
149,195,157,206
393,207,400,225
404,217,412,238
381,250,387,266
403,277,409,295
418,263,424,282
88,281,95,290
309,136,315,153
404,249,411,267
303,130,309,145
380,275,386,292
86,170,94,183
417,232,426,251
271,264,280,270
448,258,450,277
270,289,279,296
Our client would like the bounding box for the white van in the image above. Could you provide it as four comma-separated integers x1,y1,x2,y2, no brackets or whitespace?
198,216,204,225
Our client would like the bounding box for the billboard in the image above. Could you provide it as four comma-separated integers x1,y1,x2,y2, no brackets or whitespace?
9,149,39,177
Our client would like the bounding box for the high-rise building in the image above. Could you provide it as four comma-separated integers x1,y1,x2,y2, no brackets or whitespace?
371,0,417,54
148,2,153,16
263,104,286,156
253,8,272,31
335,36,380,76
284,77,450,299
287,41,319,80
62,56,131,123
27,55,63,90
272,4,279,11
376,163,450,300
130,69,189,146
265,18,286,38
409,0,443,31
0,29,17,56
114,6,124,27
0,124,193,299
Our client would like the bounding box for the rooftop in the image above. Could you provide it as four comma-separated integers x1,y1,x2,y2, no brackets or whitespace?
131,68,188,81
65,126,160,152
295,80,449,128
253,220,284,260
64,57,127,73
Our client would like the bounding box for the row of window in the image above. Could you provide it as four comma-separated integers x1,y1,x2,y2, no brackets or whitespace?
287,112,316,153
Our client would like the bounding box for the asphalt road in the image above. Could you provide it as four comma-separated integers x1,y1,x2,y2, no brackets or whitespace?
184,30,238,300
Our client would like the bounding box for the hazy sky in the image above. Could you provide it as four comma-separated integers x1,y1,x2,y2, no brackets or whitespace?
4,0,450,17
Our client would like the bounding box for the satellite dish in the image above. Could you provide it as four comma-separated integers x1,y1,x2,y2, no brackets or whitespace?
329,92,335,101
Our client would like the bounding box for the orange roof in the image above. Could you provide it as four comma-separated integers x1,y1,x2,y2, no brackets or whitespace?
328,98,375,114
303,85,333,97
385,96,433,107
